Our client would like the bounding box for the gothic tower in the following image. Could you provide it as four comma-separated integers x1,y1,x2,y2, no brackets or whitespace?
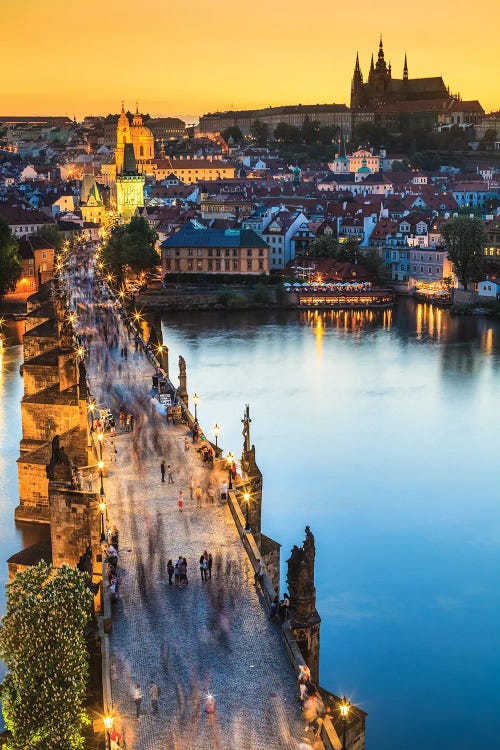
115,102,131,174
350,52,364,108
115,142,145,222
403,52,409,80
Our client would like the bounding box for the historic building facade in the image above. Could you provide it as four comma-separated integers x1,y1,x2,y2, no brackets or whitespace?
350,37,449,110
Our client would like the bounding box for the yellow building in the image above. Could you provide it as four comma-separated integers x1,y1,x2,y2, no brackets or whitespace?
112,103,155,179
80,175,105,225
154,157,235,184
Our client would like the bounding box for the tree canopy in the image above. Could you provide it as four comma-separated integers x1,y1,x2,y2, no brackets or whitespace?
250,119,269,146
442,216,486,289
0,218,22,299
273,122,302,144
221,125,243,144
102,216,159,282
0,562,93,750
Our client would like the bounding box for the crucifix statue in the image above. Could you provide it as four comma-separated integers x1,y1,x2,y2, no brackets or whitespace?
242,404,251,454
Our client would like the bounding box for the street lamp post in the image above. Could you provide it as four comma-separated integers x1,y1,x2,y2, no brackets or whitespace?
243,491,251,532
213,423,220,448
99,498,107,543
339,696,351,750
103,716,113,750
98,459,105,497
226,452,234,491
193,393,199,422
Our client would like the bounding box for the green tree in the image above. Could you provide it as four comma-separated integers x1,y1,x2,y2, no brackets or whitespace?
308,234,339,258
250,119,269,146
390,160,411,172
318,125,339,145
221,126,243,143
0,218,22,299
479,128,497,151
103,216,159,282
361,247,390,285
34,223,64,251
301,116,320,145
442,216,486,289
0,562,93,750
337,237,362,263
253,283,273,305
273,122,301,144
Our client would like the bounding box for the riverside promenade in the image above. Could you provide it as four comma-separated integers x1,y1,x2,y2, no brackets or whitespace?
73,277,310,750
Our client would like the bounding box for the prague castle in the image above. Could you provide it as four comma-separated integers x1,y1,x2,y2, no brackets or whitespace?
350,37,449,109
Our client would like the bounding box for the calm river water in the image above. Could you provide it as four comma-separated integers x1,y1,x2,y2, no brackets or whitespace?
158,298,500,750
0,301,498,748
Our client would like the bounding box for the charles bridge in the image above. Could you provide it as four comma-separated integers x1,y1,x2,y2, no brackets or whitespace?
6,245,367,750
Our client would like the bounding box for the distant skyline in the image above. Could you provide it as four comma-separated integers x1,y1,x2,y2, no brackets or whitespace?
2,0,499,120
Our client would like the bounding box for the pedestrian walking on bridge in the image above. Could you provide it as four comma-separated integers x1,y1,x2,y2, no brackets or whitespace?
160,460,166,483
167,464,174,483
149,681,161,715
134,684,143,718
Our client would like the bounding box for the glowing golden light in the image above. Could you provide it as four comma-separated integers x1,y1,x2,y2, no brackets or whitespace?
103,716,114,731
98,500,107,514
339,696,351,719
97,432,104,442
97,460,104,471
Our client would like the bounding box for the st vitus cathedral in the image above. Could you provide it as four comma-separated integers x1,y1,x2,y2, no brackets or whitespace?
350,36,450,109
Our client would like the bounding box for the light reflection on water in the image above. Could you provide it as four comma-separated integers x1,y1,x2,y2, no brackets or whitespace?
158,299,500,750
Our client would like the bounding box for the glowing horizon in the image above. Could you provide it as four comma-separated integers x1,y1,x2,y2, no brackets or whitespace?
1,0,499,121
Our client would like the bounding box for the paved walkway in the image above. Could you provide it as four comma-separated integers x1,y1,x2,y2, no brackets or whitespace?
72,276,310,750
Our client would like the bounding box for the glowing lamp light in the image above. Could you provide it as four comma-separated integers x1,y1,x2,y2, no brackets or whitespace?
98,500,107,514
339,696,351,718
97,460,104,471
103,716,114,731
97,433,103,442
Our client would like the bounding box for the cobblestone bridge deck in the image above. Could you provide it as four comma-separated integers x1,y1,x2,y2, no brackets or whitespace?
80,295,310,750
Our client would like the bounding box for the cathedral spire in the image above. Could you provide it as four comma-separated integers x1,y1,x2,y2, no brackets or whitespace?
121,101,125,114
403,52,408,80
378,34,385,61
355,51,361,72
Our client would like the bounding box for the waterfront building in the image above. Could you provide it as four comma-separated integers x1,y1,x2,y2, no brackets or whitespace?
161,224,269,275
262,210,308,270
6,234,55,298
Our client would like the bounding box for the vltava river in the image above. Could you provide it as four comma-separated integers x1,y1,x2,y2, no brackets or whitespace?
158,299,500,750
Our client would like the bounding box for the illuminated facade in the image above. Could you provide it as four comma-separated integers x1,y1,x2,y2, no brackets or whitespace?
116,143,145,222
112,103,155,180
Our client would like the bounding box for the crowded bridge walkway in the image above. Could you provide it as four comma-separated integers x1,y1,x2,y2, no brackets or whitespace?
67,260,313,750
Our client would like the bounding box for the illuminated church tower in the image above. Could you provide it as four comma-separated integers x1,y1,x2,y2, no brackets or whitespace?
115,102,132,175
116,142,145,222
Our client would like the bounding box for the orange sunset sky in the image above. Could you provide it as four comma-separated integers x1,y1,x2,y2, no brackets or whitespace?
1,0,499,121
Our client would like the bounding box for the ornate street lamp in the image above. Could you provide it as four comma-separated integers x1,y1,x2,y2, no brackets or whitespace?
98,498,107,543
213,423,220,448
339,696,351,750
243,491,251,532
226,451,234,491
103,715,113,750
193,393,199,421
98,459,105,496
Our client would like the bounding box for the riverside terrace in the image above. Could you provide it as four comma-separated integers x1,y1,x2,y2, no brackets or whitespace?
59,246,366,750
